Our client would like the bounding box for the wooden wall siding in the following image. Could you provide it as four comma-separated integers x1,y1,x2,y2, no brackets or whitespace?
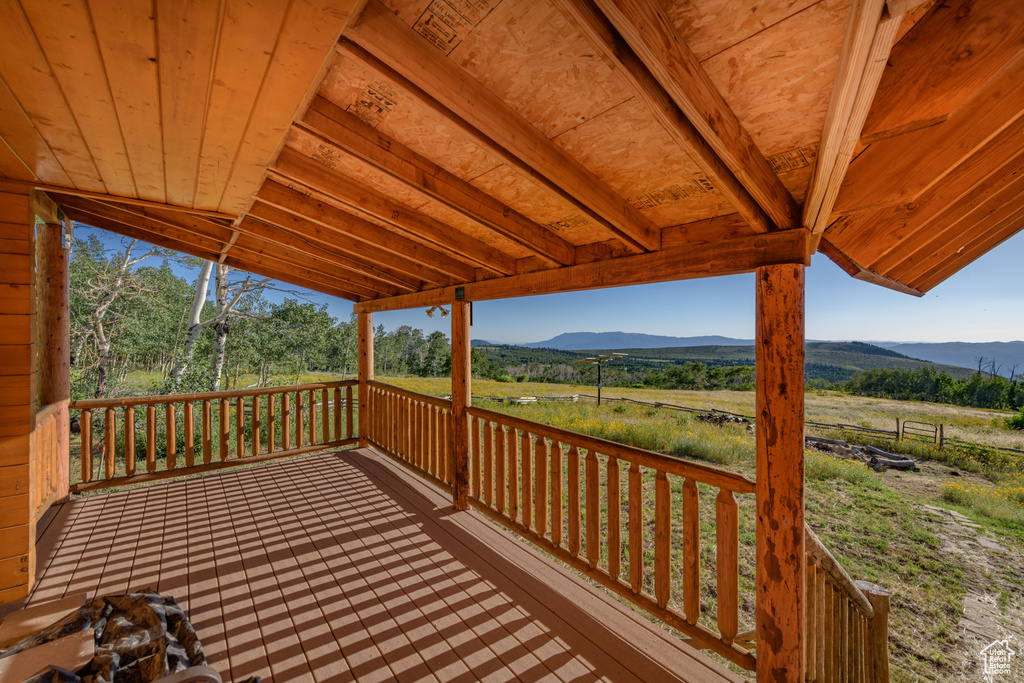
0,188,34,603
0,0,357,213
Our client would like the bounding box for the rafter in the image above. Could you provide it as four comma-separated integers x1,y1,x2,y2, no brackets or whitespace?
817,238,923,296
297,98,575,266
343,0,660,252
803,0,902,233
553,0,771,234
54,195,398,299
254,179,476,283
59,204,366,301
591,0,799,231
272,146,517,275
913,206,1024,292
355,229,812,313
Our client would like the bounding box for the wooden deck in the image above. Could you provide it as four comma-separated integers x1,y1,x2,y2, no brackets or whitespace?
26,448,742,683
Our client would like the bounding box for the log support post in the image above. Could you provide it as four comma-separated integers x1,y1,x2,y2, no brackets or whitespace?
0,186,36,604
450,300,471,510
755,263,806,681
36,209,70,503
357,311,373,447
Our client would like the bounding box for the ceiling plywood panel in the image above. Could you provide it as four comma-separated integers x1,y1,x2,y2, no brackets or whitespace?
88,0,166,201
0,139,33,183
23,0,135,195
447,0,634,138
0,0,104,191
702,0,850,157
666,0,819,62
217,0,359,214
192,0,290,209
468,163,593,240
551,98,734,228
156,0,220,207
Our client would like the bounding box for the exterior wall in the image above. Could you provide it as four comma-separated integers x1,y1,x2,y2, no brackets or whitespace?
0,188,36,603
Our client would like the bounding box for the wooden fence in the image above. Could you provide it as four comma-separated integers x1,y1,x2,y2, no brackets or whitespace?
364,381,453,491
805,527,890,682
70,381,357,492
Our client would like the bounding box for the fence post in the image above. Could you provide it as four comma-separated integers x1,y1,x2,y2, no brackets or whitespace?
939,424,944,448
855,580,890,683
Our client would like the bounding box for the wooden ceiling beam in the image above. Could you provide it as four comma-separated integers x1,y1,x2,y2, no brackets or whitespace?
553,0,771,234
248,191,456,287
355,229,812,313
255,179,475,283
272,145,517,275
60,205,365,301
824,117,1024,269
591,0,799,231
817,237,923,296
343,0,660,252
298,98,574,266
55,194,392,298
834,49,1024,215
803,0,903,234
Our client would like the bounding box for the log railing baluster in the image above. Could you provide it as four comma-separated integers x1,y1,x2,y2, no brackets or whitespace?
483,418,493,507
535,437,548,538
495,424,506,514
322,388,330,443
165,404,176,471
81,409,92,483
252,396,261,456
219,398,229,460
104,407,116,480
585,448,599,569
682,477,700,623
521,431,532,530
716,489,739,645
551,441,563,548
295,391,304,449
629,460,643,594
184,403,194,467
507,427,518,523
235,398,244,458
607,456,620,581
282,393,291,451
655,471,671,609
147,404,156,473
124,406,135,477
568,445,580,557
202,399,212,464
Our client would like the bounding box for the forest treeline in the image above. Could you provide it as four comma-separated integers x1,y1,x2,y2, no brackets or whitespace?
844,366,1023,410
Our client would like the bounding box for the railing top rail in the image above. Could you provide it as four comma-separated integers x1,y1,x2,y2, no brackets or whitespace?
36,402,62,422
70,380,357,410
468,403,756,494
368,380,452,410
805,525,874,618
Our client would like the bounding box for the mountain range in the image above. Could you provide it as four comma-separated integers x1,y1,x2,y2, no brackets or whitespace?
474,332,1024,377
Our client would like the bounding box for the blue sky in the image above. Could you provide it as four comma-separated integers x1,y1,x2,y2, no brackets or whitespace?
76,224,1023,344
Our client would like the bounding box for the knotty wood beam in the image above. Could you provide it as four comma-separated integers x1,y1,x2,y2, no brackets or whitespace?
254,179,474,283
450,300,471,511
272,147,517,275
754,263,805,681
592,0,799,231
355,229,811,312
297,99,574,266
554,0,772,234
344,0,660,252
804,0,903,233
357,311,373,447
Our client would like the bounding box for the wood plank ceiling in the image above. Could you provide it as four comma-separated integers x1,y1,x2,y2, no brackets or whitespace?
0,0,1021,306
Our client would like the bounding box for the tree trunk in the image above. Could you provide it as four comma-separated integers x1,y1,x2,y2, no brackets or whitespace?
172,260,214,384
210,320,228,391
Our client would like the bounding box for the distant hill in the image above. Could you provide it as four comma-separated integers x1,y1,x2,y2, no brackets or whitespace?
521,331,753,350
473,340,976,384
884,341,1024,377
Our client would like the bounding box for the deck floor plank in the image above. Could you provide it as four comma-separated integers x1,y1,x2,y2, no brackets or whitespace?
27,449,743,683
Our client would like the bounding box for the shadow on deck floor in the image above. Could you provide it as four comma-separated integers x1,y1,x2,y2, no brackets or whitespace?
27,448,742,682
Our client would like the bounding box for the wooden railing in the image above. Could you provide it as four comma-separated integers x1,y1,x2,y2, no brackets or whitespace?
30,402,66,521
70,381,357,491
364,381,453,490
466,403,757,670
805,527,890,682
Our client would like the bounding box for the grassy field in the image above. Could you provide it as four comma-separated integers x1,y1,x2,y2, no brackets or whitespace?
387,376,1024,682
